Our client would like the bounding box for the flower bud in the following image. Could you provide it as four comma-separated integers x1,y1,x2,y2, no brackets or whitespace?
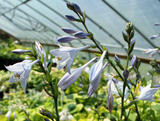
107,81,113,114
125,22,133,34
62,27,77,34
130,39,135,46
74,31,90,39
154,22,160,26
65,15,75,21
44,118,50,121
130,55,136,66
66,2,73,10
12,49,31,54
123,69,129,79
150,35,159,39
57,36,77,43
72,3,83,16
115,55,120,63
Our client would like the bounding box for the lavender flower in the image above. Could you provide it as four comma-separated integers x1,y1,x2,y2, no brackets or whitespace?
35,41,48,72
130,39,135,46
12,49,31,54
62,27,77,34
65,15,75,21
154,22,160,26
72,3,83,16
58,57,97,90
149,35,159,39
143,48,158,57
88,51,109,97
137,83,158,102
57,36,77,43
74,31,90,39
122,69,129,79
115,55,120,63
50,38,91,74
5,59,39,90
130,55,136,66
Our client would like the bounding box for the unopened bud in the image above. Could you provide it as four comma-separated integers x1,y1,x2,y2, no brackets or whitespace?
72,3,83,16
65,15,75,21
74,31,90,39
123,69,129,79
130,55,136,66
115,55,120,63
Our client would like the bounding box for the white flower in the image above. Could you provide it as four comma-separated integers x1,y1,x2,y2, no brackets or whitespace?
35,41,48,72
59,109,73,121
5,108,12,118
107,80,113,114
88,51,108,97
58,57,97,90
50,38,91,74
5,59,39,90
137,83,158,102
143,48,158,57
13,111,16,118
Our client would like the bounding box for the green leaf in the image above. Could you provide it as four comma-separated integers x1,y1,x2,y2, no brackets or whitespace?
48,61,53,73
70,104,83,114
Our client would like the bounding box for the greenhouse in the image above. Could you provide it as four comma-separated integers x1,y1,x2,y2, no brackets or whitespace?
0,0,160,121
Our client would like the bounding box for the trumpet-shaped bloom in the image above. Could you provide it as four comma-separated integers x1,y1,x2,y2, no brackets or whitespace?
50,38,91,74
12,49,31,54
35,41,48,72
143,48,158,57
137,83,158,102
58,57,97,90
107,81,113,114
5,59,39,90
88,51,108,97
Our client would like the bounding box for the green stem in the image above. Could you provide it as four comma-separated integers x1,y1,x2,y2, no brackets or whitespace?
50,83,59,121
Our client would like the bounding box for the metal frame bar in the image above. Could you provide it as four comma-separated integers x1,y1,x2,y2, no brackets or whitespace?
101,0,156,48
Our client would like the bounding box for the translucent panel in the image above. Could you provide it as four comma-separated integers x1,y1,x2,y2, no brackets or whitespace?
0,0,160,61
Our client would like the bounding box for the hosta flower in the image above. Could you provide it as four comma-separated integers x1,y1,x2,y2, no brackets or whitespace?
155,22,160,26
57,36,77,43
74,31,90,39
59,109,73,121
130,55,136,66
50,38,91,74
143,48,158,57
72,3,83,16
149,35,159,39
5,108,12,118
62,27,77,34
12,49,31,54
137,83,158,102
5,59,39,90
35,41,48,72
88,51,108,97
107,81,113,114
65,15,76,21
58,57,97,90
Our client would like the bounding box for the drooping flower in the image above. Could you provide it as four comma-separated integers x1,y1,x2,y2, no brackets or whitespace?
50,38,91,74
74,31,90,39
137,83,158,102
59,109,73,121
12,49,31,54
62,27,77,34
107,81,114,114
5,59,39,90
143,48,158,57
58,57,97,90
88,51,109,97
35,41,48,72
57,36,77,43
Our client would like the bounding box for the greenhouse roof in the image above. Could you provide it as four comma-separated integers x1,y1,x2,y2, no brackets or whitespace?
0,0,160,62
